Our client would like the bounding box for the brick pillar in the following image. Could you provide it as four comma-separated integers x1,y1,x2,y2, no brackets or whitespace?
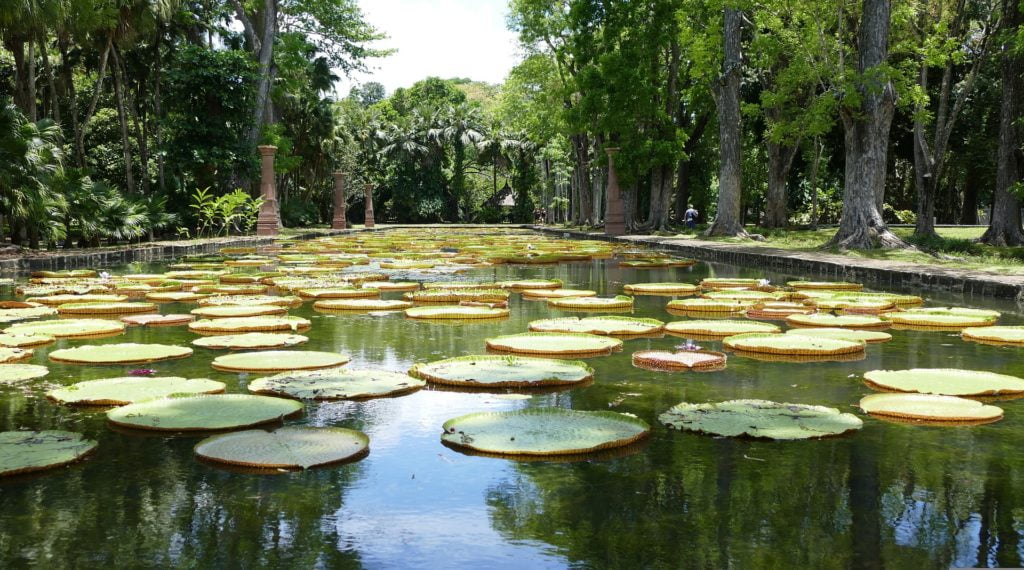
332,171,347,230
255,145,280,236
363,183,375,228
604,147,626,236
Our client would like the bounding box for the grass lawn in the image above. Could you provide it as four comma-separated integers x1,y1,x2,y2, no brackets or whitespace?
657,225,1024,275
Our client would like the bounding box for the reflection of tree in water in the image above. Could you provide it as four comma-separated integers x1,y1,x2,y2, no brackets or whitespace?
484,424,1024,567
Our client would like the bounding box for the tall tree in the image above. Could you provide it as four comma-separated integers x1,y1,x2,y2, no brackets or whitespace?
707,6,748,236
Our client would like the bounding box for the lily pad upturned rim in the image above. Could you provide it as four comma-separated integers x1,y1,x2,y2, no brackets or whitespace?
859,393,1003,424
660,399,863,440
723,332,865,355
547,295,634,309
785,313,889,329
527,316,664,336
194,426,369,470
0,332,55,348
190,305,288,318
441,408,651,456
210,350,351,372
623,282,700,294
0,363,50,384
192,332,309,350
4,318,126,338
56,301,158,315
314,299,414,311
520,288,597,299
0,430,98,477
785,327,892,343
188,316,312,334
404,305,510,320
247,368,425,400
863,368,1024,396
409,355,594,388
631,349,727,371
107,394,303,431
962,325,1024,345
664,319,780,337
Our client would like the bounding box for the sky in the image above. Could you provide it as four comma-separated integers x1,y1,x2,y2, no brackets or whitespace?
340,0,521,96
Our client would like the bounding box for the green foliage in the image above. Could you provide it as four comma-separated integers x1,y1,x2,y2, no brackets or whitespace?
190,188,264,237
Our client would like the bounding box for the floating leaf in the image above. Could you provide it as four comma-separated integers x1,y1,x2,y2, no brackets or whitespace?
120,314,194,326
314,299,413,311
189,316,311,334
785,313,888,329
520,288,597,299
863,368,1024,396
723,333,864,355
660,399,863,440
485,332,622,356
547,295,633,309
785,327,892,343
48,376,225,405
409,355,593,388
665,319,780,337
190,305,287,318
632,350,727,371
0,364,49,384
108,394,302,431
405,305,509,320
859,393,1003,424
622,282,700,295
961,326,1024,345
441,408,649,456
249,368,425,399
210,350,350,372
0,332,53,348
194,427,369,470
192,333,308,350
4,318,125,338
0,430,97,476
528,316,663,336
49,343,192,364
57,302,157,315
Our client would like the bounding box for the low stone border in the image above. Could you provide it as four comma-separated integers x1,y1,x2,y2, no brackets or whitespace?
531,226,1024,301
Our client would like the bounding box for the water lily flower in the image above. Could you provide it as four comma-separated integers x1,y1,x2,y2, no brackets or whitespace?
128,368,156,376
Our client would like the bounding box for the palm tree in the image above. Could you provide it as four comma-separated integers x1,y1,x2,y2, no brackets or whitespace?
429,103,484,220
0,99,63,245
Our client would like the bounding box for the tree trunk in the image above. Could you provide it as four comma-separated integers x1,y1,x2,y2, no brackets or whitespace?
59,34,80,153
76,32,113,166
829,0,908,249
763,140,799,228
809,138,823,229
706,7,747,237
981,0,1024,245
111,49,135,193
960,166,979,224
248,0,277,146
571,133,592,226
38,36,60,126
26,40,37,121
5,38,29,116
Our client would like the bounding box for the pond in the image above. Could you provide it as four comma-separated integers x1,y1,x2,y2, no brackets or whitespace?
1,229,1023,568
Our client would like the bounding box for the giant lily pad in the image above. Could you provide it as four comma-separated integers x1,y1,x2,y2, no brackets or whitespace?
664,319,780,338
485,332,622,356
360,281,421,292
298,287,379,299
863,368,1024,396
884,307,998,328
407,289,508,303
0,430,97,476
27,294,127,306
120,314,194,327
520,288,597,299
785,313,888,329
785,327,892,343
528,316,663,336
786,281,863,290
660,399,863,440
404,306,509,320
441,408,650,456
189,316,311,334
49,343,193,364
0,364,49,384
190,305,287,318
0,332,54,348
699,278,762,289
145,291,207,303
197,295,302,307
211,350,350,372
4,318,125,338
314,299,414,311
497,279,563,290
0,347,33,363
623,282,700,295
0,305,58,322
962,326,1024,345
194,427,368,470
248,368,425,399
57,302,157,315
547,295,634,310
723,333,864,355
409,355,593,388
107,394,302,431
632,350,727,371
48,376,226,405
192,333,308,350
666,298,755,313
702,290,784,301
859,393,1003,424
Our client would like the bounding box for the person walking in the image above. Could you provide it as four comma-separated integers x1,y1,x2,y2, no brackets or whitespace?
684,205,699,229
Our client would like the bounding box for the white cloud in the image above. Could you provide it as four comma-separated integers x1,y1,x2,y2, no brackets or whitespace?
340,0,520,96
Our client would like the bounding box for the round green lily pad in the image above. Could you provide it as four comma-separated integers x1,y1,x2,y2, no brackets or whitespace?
785,313,888,329
863,368,1024,396
192,333,308,350
547,295,633,309
0,364,49,384
787,281,863,290
298,287,379,299
859,393,1003,423
0,430,97,476
27,294,127,306
666,298,755,313
360,281,421,292
699,278,762,289
146,291,207,303
190,305,287,318
885,307,999,328
485,332,623,356
197,295,302,307
441,408,650,456
623,282,700,295
405,305,509,320
723,333,864,355
528,316,663,336
49,343,193,364
410,355,593,388
497,279,563,290
194,427,369,470
211,350,350,373
664,319,780,337
962,326,1024,345
0,305,58,322
520,288,597,299
632,350,727,370
4,318,125,338
785,327,892,343
248,368,425,399
57,302,157,315
660,399,863,440
107,394,303,431
189,316,311,334
314,299,414,311
0,347,32,363
48,376,226,405
702,290,783,301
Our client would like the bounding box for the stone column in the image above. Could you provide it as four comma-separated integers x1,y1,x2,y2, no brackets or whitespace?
332,171,347,230
255,145,280,236
604,147,626,236
363,183,375,228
